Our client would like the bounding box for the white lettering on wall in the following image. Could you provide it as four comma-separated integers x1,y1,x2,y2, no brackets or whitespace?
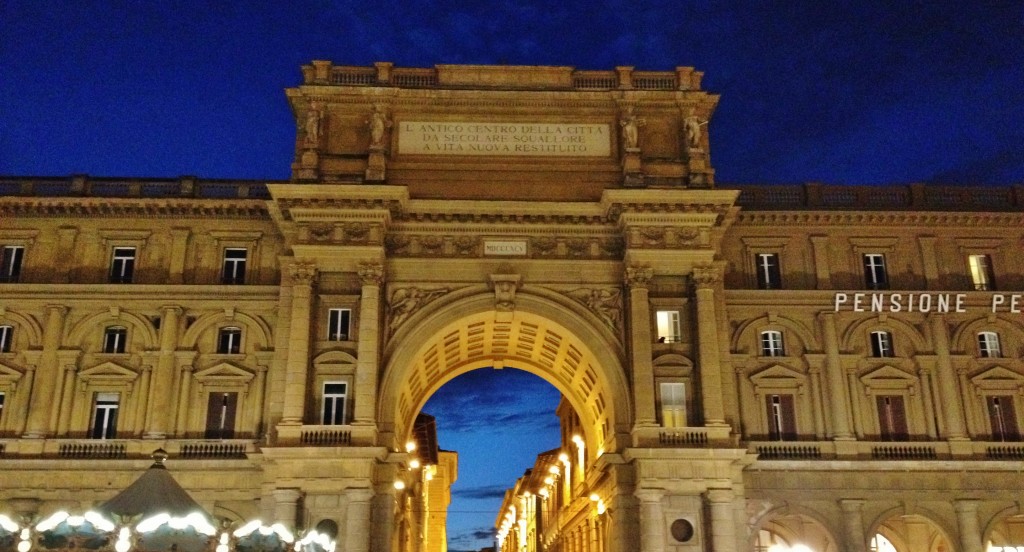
833,292,1024,314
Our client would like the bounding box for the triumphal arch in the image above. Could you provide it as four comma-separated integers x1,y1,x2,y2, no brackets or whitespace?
1,61,1023,552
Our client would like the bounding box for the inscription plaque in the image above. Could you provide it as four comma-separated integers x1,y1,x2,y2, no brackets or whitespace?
398,122,611,156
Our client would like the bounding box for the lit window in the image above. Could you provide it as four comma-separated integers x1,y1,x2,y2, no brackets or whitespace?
221,248,247,285
876,395,908,441
870,331,894,358
322,382,348,425
655,311,681,343
109,247,136,283
766,394,796,441
0,325,12,353
659,382,686,427
862,253,889,290
987,396,1020,441
205,392,238,439
102,326,127,354
91,393,120,439
328,308,351,341
217,327,242,354
978,331,1001,358
968,254,995,291
755,253,782,289
1,246,24,283
760,330,784,357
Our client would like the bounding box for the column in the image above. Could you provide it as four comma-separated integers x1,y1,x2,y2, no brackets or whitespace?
636,489,665,552
626,266,657,427
147,306,182,437
819,313,853,439
354,262,383,426
839,500,868,552
25,305,68,438
607,492,639,552
930,315,967,439
167,228,190,284
54,227,79,283
134,366,152,434
918,368,938,438
954,500,983,552
248,365,268,437
55,365,77,435
917,236,940,289
281,262,317,424
272,488,303,530
345,489,374,552
808,367,826,438
13,366,35,434
693,267,726,426
371,490,397,552
174,365,194,435
847,370,865,438
809,235,833,289
706,489,737,552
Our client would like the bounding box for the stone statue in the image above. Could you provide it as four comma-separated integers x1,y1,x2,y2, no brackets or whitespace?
619,107,644,150
369,105,392,148
304,106,321,146
684,110,707,149
388,287,448,333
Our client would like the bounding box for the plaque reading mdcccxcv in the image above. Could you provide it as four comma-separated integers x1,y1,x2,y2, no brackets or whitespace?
398,122,612,156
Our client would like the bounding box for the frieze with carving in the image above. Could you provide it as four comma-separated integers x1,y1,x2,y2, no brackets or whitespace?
387,287,449,334
381,233,622,260
565,287,623,332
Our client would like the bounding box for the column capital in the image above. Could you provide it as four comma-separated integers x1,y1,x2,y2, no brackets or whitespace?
272,488,303,503
691,265,721,289
357,261,384,286
288,261,318,285
705,488,734,503
160,305,184,315
635,488,665,503
625,265,653,288
839,499,865,512
45,304,69,315
953,499,979,513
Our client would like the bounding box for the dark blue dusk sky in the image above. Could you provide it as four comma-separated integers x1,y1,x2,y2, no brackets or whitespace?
2,2,1022,184
2,3,1023,551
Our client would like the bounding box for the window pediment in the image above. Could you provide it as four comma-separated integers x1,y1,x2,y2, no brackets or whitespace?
0,360,24,385
859,364,915,389
970,366,1024,391
750,364,806,393
194,361,255,384
79,361,138,382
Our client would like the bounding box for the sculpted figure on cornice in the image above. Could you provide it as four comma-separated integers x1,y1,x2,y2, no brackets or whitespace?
368,104,393,149
619,106,645,150
683,108,707,150
387,287,449,334
567,287,622,332
304,105,321,147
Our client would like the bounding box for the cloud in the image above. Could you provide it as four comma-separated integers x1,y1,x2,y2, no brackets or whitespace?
452,484,510,500
448,526,497,550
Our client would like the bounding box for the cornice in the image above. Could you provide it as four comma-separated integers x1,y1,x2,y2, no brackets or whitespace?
735,211,1024,227
0,197,270,219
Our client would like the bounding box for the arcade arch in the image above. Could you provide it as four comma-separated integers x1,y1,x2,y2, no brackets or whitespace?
379,291,630,457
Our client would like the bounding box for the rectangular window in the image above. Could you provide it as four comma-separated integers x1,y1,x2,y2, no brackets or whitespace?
0,246,24,283
221,248,248,285
659,382,687,427
978,332,1002,358
755,253,782,290
0,392,4,423
870,331,894,358
322,382,348,425
760,330,784,357
91,392,120,439
204,392,238,439
987,396,1020,441
968,254,995,291
109,247,136,283
328,308,352,341
217,327,242,354
655,311,681,343
0,325,12,353
862,253,889,290
765,394,797,441
102,327,127,354
876,395,908,441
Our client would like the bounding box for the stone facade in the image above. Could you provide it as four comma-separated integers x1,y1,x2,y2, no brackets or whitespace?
1,62,1023,552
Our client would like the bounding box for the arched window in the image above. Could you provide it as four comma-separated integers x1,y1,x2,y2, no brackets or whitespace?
760,330,784,357
102,326,128,354
978,331,1002,358
870,330,894,358
217,327,242,354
